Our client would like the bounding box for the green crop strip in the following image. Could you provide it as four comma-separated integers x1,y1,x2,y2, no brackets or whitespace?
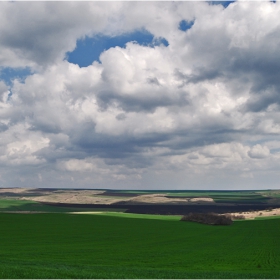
0,213,280,278
70,211,182,220
0,199,124,213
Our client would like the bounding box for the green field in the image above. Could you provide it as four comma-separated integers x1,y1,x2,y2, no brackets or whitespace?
72,211,182,221
0,199,126,213
1,213,280,278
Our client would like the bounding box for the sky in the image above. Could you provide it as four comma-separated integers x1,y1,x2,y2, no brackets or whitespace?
0,1,280,190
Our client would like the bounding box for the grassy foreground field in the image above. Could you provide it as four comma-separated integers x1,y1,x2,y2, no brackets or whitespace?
1,213,280,279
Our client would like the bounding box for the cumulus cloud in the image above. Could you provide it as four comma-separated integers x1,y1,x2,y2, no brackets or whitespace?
0,2,122,69
0,81,9,101
0,1,280,189
248,144,270,159
57,159,95,172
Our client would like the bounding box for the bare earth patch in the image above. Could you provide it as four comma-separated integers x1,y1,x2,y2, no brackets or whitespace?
125,194,214,204
8,188,214,205
68,211,103,214
190,197,214,202
0,188,32,194
8,189,214,205
22,190,132,205
226,208,280,219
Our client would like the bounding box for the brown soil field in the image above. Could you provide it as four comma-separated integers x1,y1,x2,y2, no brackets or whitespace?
226,207,280,219
97,191,139,197
0,188,31,193
117,193,214,204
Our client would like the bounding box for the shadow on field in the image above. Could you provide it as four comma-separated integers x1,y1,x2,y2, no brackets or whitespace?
39,202,280,215
0,202,93,213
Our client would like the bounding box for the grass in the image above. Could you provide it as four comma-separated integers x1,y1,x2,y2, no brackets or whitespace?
71,211,182,221
257,190,280,197
212,195,270,204
0,213,280,278
0,199,64,212
254,215,280,220
0,199,126,213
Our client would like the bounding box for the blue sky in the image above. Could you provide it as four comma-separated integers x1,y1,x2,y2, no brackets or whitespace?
0,1,280,190
0,2,224,91
178,20,195,32
66,30,169,67
0,67,33,86
0,1,229,84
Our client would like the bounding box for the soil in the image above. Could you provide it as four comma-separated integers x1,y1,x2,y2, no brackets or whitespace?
18,190,130,205
96,192,139,197
103,194,214,204
225,207,280,219
0,188,31,194
1,189,214,205
40,202,280,215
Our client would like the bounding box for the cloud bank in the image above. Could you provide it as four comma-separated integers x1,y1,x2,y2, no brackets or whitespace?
1,1,280,190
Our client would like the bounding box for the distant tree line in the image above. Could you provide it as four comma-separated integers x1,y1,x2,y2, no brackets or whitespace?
180,212,244,225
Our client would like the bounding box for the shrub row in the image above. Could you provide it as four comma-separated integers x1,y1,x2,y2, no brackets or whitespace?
224,213,245,220
181,212,233,225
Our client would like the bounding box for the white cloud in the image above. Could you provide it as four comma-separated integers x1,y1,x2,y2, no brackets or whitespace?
0,2,122,69
0,1,280,189
248,144,270,159
0,131,49,166
58,159,95,172
0,81,9,102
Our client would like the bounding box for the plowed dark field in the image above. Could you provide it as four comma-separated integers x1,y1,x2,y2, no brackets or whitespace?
41,202,280,215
